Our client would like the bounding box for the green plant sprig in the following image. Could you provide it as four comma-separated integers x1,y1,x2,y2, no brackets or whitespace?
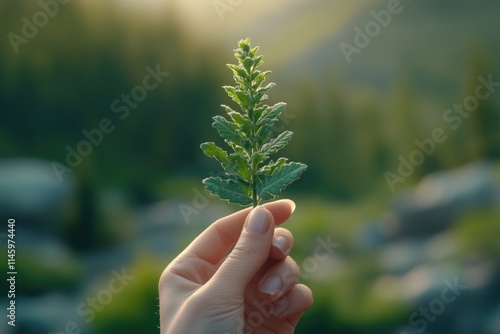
201,38,307,207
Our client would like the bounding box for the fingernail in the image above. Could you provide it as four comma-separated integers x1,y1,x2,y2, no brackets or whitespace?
272,236,290,255
272,298,289,316
259,275,282,296
246,206,271,235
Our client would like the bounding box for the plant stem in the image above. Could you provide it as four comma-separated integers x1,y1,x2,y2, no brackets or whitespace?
248,70,258,208
250,135,258,208
252,182,257,208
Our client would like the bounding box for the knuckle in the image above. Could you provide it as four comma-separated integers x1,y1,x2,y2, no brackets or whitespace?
211,222,235,248
231,243,258,259
285,256,300,276
158,263,176,286
280,257,300,285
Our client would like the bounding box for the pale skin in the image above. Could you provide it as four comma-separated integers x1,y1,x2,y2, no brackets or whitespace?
158,199,313,333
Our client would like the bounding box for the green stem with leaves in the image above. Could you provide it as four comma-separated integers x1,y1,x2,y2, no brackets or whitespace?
201,38,307,207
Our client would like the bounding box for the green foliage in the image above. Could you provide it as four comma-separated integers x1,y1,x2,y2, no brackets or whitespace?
90,253,162,334
201,38,307,207
0,250,83,295
451,207,500,259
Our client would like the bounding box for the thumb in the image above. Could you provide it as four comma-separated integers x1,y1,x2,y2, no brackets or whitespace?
209,205,274,296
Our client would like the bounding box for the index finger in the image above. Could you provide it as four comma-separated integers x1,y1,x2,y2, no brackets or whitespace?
177,199,296,265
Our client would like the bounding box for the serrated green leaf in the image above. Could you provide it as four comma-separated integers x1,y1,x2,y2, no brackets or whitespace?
229,152,251,181
258,83,275,94
212,115,244,145
261,130,293,156
258,102,286,127
203,176,252,206
233,76,246,87
254,83,274,104
257,162,307,200
250,46,259,57
223,86,252,109
243,57,253,72
200,142,230,165
220,104,236,115
251,152,267,170
254,124,272,147
252,70,271,89
221,104,250,127
223,86,238,103
259,157,288,175
200,142,240,176
235,90,251,108
254,106,267,121
227,64,248,78
253,55,263,69
226,140,247,155
228,111,250,128
239,39,251,52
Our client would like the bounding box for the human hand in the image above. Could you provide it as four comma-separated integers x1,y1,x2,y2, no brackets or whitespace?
158,199,313,333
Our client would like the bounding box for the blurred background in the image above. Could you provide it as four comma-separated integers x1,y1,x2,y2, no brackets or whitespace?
1,0,500,333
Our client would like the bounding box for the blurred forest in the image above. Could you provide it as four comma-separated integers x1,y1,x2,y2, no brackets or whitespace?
0,0,500,333
1,0,498,199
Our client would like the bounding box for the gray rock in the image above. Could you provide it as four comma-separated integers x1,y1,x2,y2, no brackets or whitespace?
0,158,74,230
